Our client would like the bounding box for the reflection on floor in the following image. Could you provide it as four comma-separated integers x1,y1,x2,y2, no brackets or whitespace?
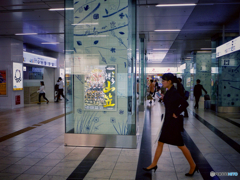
0,100,239,180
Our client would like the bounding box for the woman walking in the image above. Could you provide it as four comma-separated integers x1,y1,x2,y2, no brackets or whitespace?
37,81,49,104
143,73,198,176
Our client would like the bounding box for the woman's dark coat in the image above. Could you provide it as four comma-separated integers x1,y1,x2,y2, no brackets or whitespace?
159,86,189,146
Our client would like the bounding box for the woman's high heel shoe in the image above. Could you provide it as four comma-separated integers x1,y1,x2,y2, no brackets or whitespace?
143,165,158,172
185,166,199,176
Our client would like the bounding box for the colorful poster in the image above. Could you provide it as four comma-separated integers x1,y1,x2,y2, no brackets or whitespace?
13,63,23,91
0,70,7,95
84,65,116,111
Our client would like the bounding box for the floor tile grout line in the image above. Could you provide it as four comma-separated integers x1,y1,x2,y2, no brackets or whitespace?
108,148,122,179
185,111,240,170
213,113,240,128
189,109,240,154
0,113,65,143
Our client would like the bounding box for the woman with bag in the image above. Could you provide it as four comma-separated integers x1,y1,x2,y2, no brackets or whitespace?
143,73,198,177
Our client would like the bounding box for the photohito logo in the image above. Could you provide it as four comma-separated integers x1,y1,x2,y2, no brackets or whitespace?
210,171,215,177
210,171,238,177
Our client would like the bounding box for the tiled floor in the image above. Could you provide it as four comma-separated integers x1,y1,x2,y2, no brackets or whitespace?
0,100,239,180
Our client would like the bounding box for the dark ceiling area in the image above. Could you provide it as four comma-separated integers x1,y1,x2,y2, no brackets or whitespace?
165,1,240,63
0,0,239,66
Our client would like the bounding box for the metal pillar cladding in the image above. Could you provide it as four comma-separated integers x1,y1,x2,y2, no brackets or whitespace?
184,61,191,93
139,34,145,111
64,0,137,148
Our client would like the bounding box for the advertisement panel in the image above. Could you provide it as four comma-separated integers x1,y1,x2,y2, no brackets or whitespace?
13,63,23,91
84,65,117,111
0,70,7,95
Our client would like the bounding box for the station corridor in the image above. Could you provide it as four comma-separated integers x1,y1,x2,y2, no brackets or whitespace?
0,99,239,180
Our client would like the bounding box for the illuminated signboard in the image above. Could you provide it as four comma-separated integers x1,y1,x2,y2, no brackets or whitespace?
216,36,240,58
13,63,23,91
84,65,117,111
23,52,57,68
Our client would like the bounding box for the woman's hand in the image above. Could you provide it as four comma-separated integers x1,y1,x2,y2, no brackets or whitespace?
160,94,164,100
173,113,177,118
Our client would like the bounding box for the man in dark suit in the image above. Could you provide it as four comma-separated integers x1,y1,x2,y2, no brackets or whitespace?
194,79,207,109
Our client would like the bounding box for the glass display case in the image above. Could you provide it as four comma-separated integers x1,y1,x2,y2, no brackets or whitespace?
64,0,137,148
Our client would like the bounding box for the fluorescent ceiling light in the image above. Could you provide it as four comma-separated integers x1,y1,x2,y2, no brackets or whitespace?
154,29,181,32
72,23,99,25
41,42,60,44
200,48,215,50
156,4,196,7
15,33,38,35
49,8,74,11
153,49,169,50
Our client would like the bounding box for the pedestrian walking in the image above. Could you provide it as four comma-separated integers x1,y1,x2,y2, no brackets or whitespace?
143,73,198,177
194,79,207,109
55,77,68,102
37,81,49,104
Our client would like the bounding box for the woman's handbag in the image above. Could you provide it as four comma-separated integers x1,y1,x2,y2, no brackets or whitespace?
154,113,165,144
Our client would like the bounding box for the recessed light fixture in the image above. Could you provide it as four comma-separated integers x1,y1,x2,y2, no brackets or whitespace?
41,42,60,44
15,33,38,35
156,4,196,7
49,8,74,11
154,29,181,32
72,23,99,25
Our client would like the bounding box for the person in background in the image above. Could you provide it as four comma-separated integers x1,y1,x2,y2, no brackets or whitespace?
154,79,158,97
143,73,198,177
177,78,189,117
149,79,155,103
37,81,49,104
194,79,207,109
55,77,68,102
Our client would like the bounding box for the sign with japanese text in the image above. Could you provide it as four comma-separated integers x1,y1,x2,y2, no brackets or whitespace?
0,70,7,96
84,65,117,111
23,52,57,68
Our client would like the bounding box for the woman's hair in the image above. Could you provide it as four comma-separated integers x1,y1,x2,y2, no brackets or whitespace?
162,73,177,83
150,80,153,83
40,81,44,86
162,73,183,94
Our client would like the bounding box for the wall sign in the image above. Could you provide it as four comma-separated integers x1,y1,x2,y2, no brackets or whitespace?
0,70,7,96
13,63,23,91
23,52,57,68
216,36,240,58
84,65,117,111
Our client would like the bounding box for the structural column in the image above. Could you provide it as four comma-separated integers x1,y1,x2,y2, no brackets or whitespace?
0,38,24,109
139,34,145,111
